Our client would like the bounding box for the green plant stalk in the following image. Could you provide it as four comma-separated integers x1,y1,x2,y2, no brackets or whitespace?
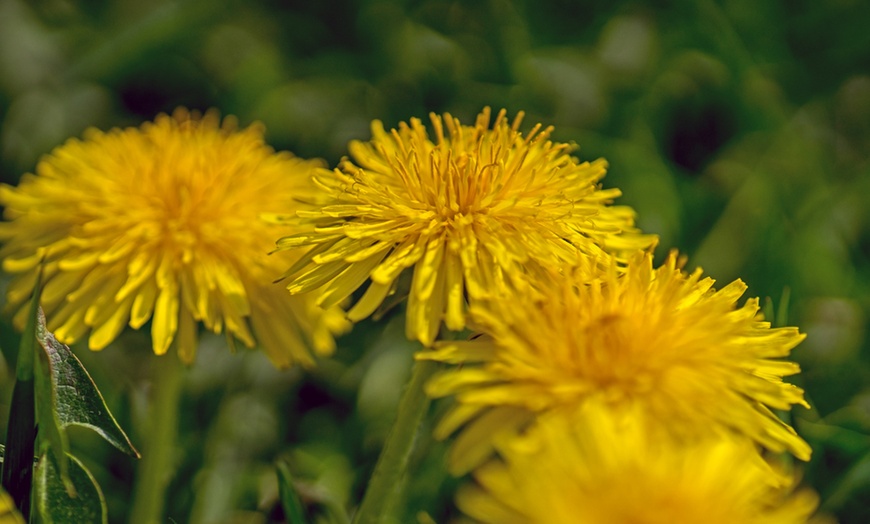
129,353,185,524
352,359,437,524
2,380,35,522
2,275,42,521
277,461,309,524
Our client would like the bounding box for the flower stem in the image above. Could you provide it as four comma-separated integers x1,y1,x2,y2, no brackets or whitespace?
129,353,185,524
2,273,42,520
352,359,438,524
2,378,35,521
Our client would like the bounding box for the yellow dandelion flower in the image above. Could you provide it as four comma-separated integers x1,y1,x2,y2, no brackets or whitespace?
272,108,656,346
0,488,24,524
419,250,811,474
0,108,348,367
459,402,819,524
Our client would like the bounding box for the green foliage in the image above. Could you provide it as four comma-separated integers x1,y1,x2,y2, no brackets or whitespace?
34,452,106,524
2,278,137,522
34,311,139,460
1,269,42,521
33,309,71,497
32,305,138,522
0,0,868,522
277,461,309,524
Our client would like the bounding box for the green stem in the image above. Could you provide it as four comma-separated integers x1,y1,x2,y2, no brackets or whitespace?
2,379,35,522
2,274,42,521
352,359,437,524
129,353,185,524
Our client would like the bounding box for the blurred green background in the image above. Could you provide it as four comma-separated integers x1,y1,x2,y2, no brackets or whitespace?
0,0,869,522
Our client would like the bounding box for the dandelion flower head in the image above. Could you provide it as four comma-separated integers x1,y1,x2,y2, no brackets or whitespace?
458,402,819,524
0,108,348,367
273,107,656,346
420,250,811,474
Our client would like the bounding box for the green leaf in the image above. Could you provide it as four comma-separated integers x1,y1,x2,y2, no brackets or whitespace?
798,419,870,457
277,460,309,524
34,452,107,524
33,308,73,496
822,450,870,512
34,313,139,458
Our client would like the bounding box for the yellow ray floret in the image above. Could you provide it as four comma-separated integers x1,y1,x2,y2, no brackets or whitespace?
418,250,811,474
0,108,348,367
459,402,819,524
272,107,656,346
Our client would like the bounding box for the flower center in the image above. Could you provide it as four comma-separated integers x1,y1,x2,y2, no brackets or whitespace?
575,312,661,396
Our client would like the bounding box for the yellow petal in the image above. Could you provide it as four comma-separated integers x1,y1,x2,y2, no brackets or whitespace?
151,279,179,355
347,281,393,322
89,295,135,350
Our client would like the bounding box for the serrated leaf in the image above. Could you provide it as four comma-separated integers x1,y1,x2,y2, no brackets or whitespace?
277,461,309,524
34,452,106,524
34,315,139,458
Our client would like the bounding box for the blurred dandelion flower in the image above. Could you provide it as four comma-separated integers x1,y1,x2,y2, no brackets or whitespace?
0,488,24,524
419,250,811,474
0,108,348,367
459,402,819,524
272,107,655,345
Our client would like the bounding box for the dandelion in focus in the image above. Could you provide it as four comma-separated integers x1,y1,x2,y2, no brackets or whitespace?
272,108,656,345
458,402,819,524
0,108,348,367
420,250,811,474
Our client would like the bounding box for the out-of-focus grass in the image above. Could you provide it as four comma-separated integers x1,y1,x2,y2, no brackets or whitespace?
0,0,868,522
